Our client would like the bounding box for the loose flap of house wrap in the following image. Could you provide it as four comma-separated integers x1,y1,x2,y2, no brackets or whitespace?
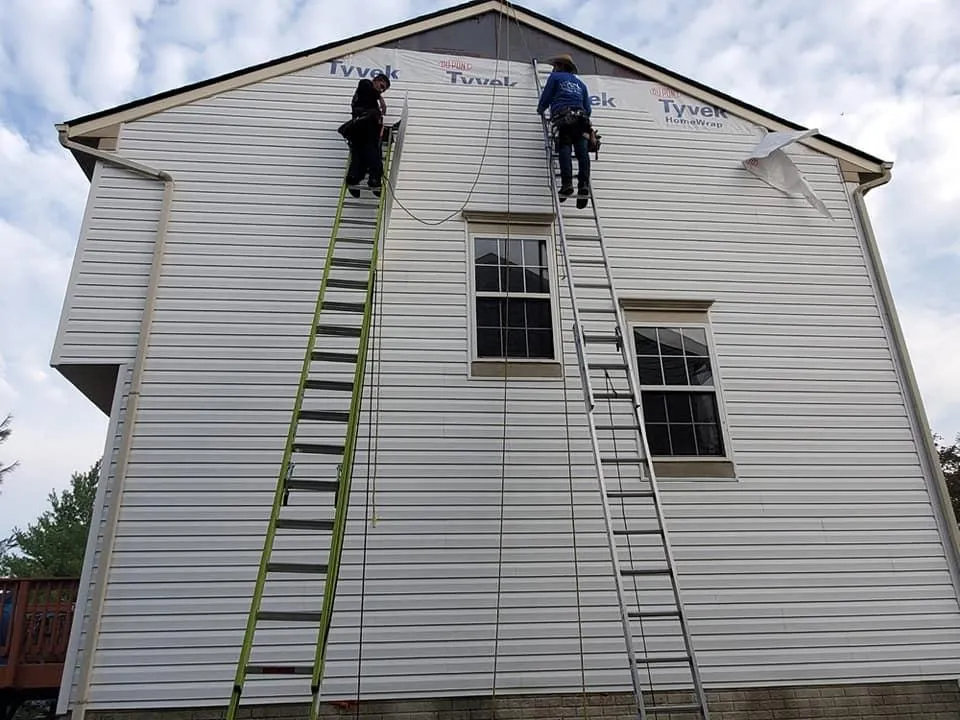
743,129,833,219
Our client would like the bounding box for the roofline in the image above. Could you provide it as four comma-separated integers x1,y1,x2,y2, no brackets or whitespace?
59,0,890,174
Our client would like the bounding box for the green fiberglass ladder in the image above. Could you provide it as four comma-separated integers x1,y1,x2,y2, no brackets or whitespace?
226,121,400,720
533,60,711,720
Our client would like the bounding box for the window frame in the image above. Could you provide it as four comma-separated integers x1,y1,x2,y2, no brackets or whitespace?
465,222,562,377
623,303,737,477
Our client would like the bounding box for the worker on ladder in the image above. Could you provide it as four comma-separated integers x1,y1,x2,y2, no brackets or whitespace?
338,71,391,198
537,54,592,209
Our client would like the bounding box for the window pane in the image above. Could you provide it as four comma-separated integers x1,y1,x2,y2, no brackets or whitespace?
523,239,545,266
506,329,527,357
476,266,499,292
475,237,499,262
690,393,719,424
681,327,708,356
502,266,524,293
634,327,659,356
695,424,724,456
642,392,667,422
636,357,663,385
646,424,670,456
658,328,684,355
476,298,502,328
670,424,697,455
662,357,688,385
528,329,554,358
687,357,713,386
665,393,693,423
539,266,549,293
523,266,546,293
505,238,523,266
506,299,525,328
526,300,552,329
477,328,502,357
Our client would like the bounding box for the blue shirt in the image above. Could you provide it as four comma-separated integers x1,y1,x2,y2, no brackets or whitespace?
537,71,592,117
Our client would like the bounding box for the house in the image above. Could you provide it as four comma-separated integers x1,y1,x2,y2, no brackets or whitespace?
49,1,960,718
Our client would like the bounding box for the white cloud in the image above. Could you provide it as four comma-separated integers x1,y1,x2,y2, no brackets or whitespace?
1,0,959,536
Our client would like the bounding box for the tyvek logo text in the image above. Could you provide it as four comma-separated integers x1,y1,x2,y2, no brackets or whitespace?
329,60,400,80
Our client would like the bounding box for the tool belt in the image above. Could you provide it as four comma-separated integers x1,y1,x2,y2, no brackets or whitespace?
551,108,602,158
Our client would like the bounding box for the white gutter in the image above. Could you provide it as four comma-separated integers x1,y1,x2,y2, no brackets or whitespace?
55,125,176,720
851,166,960,600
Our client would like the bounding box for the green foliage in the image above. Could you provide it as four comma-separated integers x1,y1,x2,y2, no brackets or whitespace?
936,433,960,524
0,460,100,577
0,413,18,484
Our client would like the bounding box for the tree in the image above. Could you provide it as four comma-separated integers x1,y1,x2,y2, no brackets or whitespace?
936,433,960,524
0,459,100,577
0,413,17,485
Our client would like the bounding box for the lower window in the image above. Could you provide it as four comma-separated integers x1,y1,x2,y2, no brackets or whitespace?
634,325,725,457
473,235,555,360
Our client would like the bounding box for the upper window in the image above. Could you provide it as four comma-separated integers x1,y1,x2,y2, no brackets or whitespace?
634,325,725,458
473,235,555,360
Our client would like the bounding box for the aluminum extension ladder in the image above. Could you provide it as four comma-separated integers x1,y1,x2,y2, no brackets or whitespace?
532,59,710,720
226,123,400,720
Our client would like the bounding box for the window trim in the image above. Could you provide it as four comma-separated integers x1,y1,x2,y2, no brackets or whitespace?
465,222,562,378
622,302,737,478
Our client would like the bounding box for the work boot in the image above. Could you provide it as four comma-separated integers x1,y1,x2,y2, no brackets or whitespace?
346,180,361,198
369,182,382,198
576,182,589,209
559,181,574,203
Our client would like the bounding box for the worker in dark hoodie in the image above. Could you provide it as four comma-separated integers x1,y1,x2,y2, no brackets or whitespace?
340,70,390,198
537,54,592,209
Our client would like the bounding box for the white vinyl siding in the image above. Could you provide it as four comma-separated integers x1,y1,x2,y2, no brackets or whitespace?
58,46,960,711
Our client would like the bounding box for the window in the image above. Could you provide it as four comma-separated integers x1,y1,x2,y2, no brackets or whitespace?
473,235,555,360
634,325,725,458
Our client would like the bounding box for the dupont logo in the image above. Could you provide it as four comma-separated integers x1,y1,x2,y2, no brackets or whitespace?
439,57,472,72
328,60,399,80
649,85,681,99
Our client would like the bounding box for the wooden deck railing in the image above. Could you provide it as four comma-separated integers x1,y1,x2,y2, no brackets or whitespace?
0,578,79,692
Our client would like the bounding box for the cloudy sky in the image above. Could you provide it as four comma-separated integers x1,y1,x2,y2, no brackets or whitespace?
0,0,958,536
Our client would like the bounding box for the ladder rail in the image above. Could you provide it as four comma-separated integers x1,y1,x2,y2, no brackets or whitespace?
310,132,397,712
532,59,646,715
532,59,710,719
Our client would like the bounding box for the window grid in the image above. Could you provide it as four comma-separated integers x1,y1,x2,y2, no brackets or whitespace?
473,236,554,360
634,325,725,458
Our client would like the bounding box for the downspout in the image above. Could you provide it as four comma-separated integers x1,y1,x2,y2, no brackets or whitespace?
851,165,960,600
55,125,176,720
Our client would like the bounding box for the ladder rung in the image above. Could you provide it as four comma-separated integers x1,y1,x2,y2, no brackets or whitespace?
285,479,339,493
327,278,368,290
316,324,361,337
584,333,619,344
292,442,344,455
305,379,353,392
647,704,703,714
601,455,643,464
574,282,610,289
569,257,606,265
613,528,662,536
312,351,358,364
579,307,616,314
589,361,627,370
331,257,371,269
323,300,365,313
636,654,692,665
246,664,313,675
298,410,348,423
266,562,328,574
339,217,376,226
275,518,334,531
336,236,374,245
621,568,671,577
607,490,654,499
258,610,324,622
593,392,632,401
595,424,636,431
628,609,680,619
